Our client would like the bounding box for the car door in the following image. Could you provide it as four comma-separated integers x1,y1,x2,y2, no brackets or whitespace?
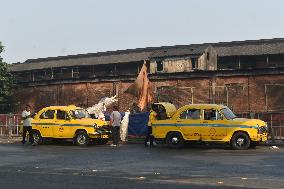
201,109,227,140
54,110,72,138
176,108,202,140
37,110,55,137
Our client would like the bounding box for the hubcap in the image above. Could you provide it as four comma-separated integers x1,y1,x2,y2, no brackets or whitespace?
77,134,86,144
171,137,179,144
33,134,39,143
236,138,245,146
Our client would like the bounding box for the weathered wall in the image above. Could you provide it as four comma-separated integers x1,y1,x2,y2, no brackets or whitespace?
198,46,218,71
149,58,192,74
14,73,284,114
149,46,217,74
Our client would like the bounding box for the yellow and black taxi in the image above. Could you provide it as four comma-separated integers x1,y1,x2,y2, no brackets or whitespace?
150,103,268,150
31,105,109,146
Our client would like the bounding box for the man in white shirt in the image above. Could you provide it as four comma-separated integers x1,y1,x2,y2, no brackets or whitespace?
22,105,34,145
110,105,121,146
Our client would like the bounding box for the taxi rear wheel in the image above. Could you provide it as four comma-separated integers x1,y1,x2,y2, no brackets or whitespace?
75,131,89,146
231,132,250,150
166,132,184,148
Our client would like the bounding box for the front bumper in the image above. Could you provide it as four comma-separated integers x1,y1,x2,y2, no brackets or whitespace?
253,134,268,142
89,133,109,139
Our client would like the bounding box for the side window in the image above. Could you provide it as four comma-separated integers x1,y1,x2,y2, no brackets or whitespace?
204,109,221,120
39,110,55,119
57,110,68,120
180,109,200,120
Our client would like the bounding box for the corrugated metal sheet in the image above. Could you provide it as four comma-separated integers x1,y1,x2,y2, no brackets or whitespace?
10,51,152,72
149,45,209,58
9,38,284,72
215,42,284,56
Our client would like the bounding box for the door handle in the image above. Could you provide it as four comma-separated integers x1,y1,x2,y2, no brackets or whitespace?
203,121,208,123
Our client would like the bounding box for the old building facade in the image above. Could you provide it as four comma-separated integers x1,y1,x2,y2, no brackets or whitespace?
8,39,284,116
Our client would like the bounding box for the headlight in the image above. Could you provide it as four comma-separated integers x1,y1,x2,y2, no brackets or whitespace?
93,124,98,129
258,125,267,134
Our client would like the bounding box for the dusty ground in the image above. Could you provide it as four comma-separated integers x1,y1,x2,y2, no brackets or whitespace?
0,141,284,189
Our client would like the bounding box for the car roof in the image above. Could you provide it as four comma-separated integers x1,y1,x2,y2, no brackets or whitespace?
41,105,81,111
181,104,227,110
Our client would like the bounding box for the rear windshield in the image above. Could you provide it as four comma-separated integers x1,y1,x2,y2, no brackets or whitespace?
71,109,90,119
220,107,237,120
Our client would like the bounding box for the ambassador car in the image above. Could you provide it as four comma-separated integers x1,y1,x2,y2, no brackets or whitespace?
149,103,268,150
30,105,109,146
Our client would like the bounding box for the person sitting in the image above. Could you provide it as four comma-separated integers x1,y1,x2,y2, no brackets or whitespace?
130,103,141,114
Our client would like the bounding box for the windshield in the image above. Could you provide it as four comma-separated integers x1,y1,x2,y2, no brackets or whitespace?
220,107,237,120
71,109,90,119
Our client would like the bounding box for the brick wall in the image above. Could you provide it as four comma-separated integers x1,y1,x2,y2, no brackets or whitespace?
14,74,284,114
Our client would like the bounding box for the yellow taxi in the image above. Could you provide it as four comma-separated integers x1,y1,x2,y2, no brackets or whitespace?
150,103,268,150
31,105,110,146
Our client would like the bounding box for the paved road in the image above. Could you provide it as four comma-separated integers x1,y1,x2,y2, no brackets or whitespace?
0,142,284,189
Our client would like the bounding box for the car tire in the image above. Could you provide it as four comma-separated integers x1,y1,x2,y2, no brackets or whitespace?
33,130,43,145
95,138,109,145
166,132,184,148
74,131,89,146
230,132,250,150
27,130,43,145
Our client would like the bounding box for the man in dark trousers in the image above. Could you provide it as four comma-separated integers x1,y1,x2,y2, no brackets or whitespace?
22,105,35,145
110,105,122,147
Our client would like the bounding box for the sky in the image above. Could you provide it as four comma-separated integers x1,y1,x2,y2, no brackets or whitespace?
0,0,284,63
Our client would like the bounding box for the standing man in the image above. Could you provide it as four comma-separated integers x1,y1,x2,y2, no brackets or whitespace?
110,105,121,147
145,103,157,147
22,105,34,145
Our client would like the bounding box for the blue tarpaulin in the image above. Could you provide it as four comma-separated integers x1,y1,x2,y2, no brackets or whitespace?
128,112,150,136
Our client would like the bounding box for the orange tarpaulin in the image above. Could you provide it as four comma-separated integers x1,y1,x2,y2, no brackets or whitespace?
124,63,152,110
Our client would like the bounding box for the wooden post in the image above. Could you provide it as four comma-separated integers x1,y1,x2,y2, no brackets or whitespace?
265,84,268,112
212,82,216,104
226,86,229,106
270,114,275,143
51,68,54,79
248,77,250,112
32,71,35,82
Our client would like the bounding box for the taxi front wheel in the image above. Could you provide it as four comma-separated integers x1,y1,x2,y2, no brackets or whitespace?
166,132,184,148
231,132,250,150
27,130,43,145
75,131,89,146
33,131,43,145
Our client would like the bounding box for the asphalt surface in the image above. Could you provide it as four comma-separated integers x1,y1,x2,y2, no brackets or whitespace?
0,142,284,189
